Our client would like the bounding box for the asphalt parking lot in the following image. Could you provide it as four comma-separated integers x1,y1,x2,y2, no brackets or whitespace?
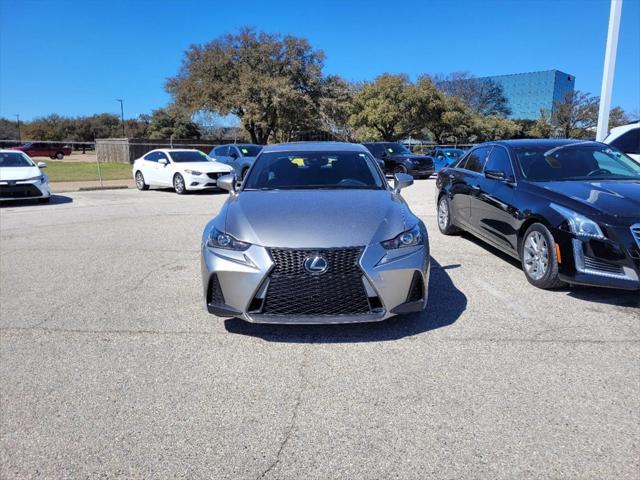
1,181,639,479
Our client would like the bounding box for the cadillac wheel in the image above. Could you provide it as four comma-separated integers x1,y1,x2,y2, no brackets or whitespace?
201,142,430,324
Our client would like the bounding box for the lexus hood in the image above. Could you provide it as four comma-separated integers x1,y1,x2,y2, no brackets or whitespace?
0,166,42,181
541,180,640,219
223,190,413,248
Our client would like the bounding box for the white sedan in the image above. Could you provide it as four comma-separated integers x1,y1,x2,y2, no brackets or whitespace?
132,149,234,194
0,149,51,203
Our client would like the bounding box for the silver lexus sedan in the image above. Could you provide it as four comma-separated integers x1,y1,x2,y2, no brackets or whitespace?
201,142,430,324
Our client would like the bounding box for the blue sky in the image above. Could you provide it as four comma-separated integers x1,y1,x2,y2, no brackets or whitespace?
1,0,638,122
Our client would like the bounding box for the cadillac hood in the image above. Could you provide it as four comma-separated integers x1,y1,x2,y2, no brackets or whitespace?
222,190,414,248
541,180,640,220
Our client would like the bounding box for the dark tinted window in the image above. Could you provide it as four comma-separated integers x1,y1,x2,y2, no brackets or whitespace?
0,152,33,167
363,143,385,157
610,128,640,154
168,151,211,163
484,147,514,178
514,143,640,181
244,151,386,190
238,145,262,156
214,146,228,156
143,151,159,161
462,147,490,172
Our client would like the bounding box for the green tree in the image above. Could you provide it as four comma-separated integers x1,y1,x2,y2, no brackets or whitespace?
349,74,432,141
434,72,511,117
167,27,325,144
0,118,20,139
146,108,201,139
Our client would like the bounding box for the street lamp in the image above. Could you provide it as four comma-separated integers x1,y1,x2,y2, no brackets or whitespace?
116,99,125,137
14,114,21,142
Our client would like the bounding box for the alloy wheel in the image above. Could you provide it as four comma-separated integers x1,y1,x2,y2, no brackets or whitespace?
438,198,449,230
136,172,144,189
523,231,549,280
174,174,185,194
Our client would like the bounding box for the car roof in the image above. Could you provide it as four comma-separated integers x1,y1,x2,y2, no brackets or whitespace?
261,142,368,153
606,122,639,137
152,148,202,153
488,139,599,149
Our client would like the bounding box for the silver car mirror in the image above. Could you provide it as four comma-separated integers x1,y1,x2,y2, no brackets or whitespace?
217,173,237,193
159,158,168,166
37,162,47,169
393,172,413,192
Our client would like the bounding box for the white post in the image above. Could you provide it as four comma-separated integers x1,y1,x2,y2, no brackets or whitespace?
596,0,623,142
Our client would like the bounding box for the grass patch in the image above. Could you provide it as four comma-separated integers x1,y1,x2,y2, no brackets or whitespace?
43,161,131,182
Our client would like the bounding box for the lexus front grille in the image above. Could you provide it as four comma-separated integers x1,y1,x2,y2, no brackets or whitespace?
259,247,372,316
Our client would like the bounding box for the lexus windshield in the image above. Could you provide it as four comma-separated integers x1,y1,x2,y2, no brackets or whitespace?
243,151,386,190
168,151,212,163
514,143,640,181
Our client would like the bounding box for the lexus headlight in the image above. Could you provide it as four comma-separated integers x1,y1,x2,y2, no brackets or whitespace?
550,203,604,240
206,227,251,251
184,169,203,176
381,224,425,249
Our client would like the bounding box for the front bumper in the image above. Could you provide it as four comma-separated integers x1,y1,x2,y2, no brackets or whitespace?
554,225,640,291
0,179,51,201
185,172,231,190
201,242,430,323
407,166,434,178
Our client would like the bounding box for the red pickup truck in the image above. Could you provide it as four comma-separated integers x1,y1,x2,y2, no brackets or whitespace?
12,142,72,159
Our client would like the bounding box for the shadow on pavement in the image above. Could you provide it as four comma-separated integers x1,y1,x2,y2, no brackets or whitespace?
147,188,228,196
224,257,467,343
0,194,73,208
565,286,640,308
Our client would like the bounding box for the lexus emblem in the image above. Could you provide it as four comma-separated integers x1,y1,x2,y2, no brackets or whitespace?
303,255,328,274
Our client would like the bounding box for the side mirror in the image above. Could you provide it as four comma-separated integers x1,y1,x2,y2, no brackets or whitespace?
158,158,169,166
230,152,239,159
484,169,506,181
393,172,413,192
37,162,47,169
376,159,385,170
217,173,237,193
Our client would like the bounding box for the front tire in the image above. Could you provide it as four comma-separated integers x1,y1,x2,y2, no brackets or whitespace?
173,173,186,194
520,223,566,289
135,171,149,191
394,165,408,175
437,195,460,235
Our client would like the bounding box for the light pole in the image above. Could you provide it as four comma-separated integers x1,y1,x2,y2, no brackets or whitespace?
14,114,21,142
116,99,125,137
596,0,623,141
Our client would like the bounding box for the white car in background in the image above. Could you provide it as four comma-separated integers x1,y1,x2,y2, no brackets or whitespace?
132,149,234,194
604,122,639,162
0,149,51,203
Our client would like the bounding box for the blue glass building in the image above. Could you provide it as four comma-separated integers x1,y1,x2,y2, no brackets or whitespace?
479,70,575,120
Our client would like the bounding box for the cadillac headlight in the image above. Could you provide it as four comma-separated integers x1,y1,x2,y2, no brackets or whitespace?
381,224,425,249
207,227,251,251
550,204,605,240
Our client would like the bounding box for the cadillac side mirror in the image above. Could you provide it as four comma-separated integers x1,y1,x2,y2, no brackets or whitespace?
217,173,237,193
393,172,413,192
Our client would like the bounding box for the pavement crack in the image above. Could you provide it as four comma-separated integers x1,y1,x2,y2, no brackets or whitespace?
257,346,310,479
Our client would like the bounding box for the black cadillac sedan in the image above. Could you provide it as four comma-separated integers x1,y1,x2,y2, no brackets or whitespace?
435,139,640,290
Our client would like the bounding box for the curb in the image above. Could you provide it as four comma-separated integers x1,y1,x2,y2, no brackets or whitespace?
77,185,130,192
